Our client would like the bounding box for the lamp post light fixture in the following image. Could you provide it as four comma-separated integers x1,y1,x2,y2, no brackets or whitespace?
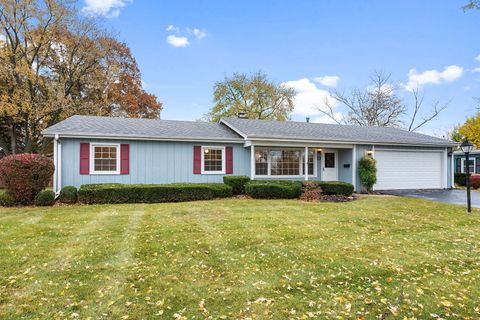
460,139,474,213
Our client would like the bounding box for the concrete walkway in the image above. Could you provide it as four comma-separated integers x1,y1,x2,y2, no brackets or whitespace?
382,189,480,208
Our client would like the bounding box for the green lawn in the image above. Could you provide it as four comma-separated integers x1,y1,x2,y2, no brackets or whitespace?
1,197,479,319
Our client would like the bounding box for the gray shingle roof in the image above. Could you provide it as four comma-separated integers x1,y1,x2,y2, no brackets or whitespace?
42,115,456,147
220,117,456,147
42,115,243,141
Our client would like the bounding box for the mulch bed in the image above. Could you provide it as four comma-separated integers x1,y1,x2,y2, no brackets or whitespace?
319,194,358,202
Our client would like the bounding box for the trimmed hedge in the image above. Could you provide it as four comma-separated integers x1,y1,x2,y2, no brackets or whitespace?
34,190,56,206
314,181,354,196
454,173,468,186
0,190,14,207
245,180,302,199
78,183,233,204
59,186,78,204
223,176,250,195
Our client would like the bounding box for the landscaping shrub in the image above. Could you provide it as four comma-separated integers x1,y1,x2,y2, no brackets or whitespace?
358,156,377,192
245,180,302,199
34,190,56,206
300,181,322,202
0,190,14,207
0,154,54,204
454,173,468,186
223,175,250,195
470,175,480,189
314,181,354,196
78,183,233,204
59,186,78,204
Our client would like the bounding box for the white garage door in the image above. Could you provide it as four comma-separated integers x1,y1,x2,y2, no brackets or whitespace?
374,150,443,190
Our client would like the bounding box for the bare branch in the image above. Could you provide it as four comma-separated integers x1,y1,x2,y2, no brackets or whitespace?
409,99,450,132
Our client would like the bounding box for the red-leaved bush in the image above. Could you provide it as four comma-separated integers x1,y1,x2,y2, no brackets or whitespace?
470,174,480,189
300,181,322,202
0,154,54,204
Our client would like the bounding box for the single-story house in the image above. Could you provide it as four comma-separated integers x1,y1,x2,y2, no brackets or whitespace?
42,115,457,194
453,149,480,174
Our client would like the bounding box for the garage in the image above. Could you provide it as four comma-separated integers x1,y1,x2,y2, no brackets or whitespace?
374,149,444,190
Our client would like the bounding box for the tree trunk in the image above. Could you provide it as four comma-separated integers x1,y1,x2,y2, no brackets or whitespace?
9,125,16,154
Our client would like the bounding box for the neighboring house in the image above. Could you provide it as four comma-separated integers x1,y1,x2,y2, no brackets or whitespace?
453,149,480,175
42,115,457,193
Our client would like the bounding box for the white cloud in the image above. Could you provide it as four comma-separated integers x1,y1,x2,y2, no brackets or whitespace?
404,65,463,91
165,26,207,46
192,28,207,40
472,67,480,73
475,54,480,62
166,25,179,32
166,35,189,47
281,78,337,116
313,75,340,87
82,0,131,17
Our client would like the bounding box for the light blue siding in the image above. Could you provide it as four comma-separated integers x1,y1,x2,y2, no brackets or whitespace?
60,138,250,188
338,149,353,184
60,137,450,191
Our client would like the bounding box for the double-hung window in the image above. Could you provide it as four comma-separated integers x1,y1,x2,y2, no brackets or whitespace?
201,146,225,174
91,144,120,174
462,158,475,174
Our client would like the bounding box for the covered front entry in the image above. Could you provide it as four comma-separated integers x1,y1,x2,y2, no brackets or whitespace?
374,149,445,190
248,143,354,185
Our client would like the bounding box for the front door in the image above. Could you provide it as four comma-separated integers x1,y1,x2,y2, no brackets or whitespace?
322,150,338,181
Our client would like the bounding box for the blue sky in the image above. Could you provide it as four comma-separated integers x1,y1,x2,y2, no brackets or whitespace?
82,0,480,135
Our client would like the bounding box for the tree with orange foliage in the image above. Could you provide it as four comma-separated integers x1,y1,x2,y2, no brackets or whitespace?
0,0,162,155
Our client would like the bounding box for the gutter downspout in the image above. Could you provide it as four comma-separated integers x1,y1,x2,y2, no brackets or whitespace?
53,136,57,195
352,145,357,192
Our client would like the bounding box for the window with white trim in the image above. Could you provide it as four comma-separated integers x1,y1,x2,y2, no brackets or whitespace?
91,144,120,174
202,146,225,174
255,148,316,177
462,158,475,173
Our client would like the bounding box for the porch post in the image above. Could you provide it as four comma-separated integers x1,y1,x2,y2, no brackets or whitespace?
250,145,255,180
304,146,308,181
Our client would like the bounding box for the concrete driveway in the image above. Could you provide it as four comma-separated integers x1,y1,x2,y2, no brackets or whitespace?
382,189,480,208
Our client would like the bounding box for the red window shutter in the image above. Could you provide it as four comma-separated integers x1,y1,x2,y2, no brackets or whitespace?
120,144,130,174
79,143,90,175
226,146,233,174
193,146,201,174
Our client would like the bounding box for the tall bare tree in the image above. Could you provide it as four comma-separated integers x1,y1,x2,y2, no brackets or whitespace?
316,71,448,131
207,71,295,122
